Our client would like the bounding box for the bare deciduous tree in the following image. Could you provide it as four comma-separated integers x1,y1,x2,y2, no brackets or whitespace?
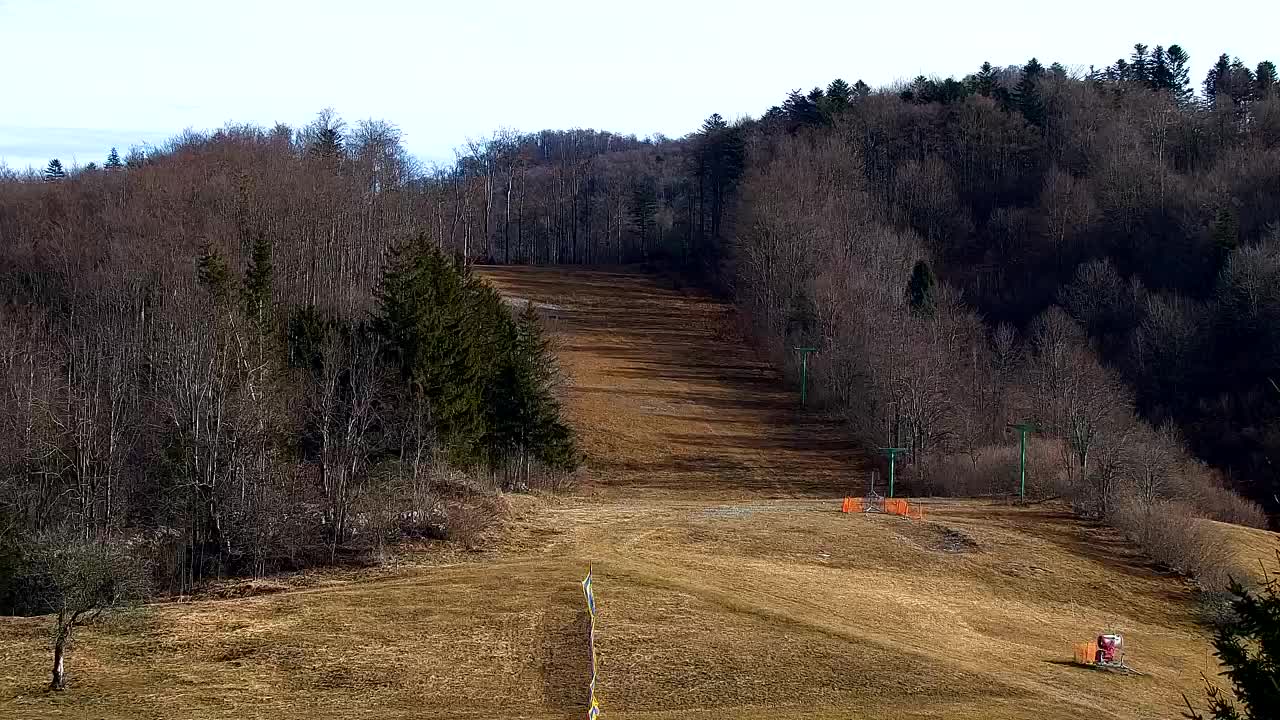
30,533,149,690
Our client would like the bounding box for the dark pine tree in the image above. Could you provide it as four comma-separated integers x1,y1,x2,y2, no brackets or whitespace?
629,177,658,258
196,244,233,305
1257,61,1278,98
782,90,824,129
1167,45,1193,104
972,61,998,97
852,79,871,99
821,78,853,118
1129,43,1151,86
908,260,937,315
241,234,274,331
374,243,487,466
1212,207,1240,270
1110,58,1131,83
901,76,930,103
1014,58,1047,127
1227,59,1257,103
1184,559,1280,720
43,159,65,182
691,115,746,276
1150,45,1174,91
1205,54,1234,100
486,302,578,478
104,147,123,170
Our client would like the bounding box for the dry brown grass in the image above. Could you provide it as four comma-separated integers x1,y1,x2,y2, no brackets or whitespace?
1,266,1274,720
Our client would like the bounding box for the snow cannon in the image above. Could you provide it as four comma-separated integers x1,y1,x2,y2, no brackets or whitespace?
1095,634,1123,665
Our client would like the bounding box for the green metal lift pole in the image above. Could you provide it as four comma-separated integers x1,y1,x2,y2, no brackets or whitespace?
1007,422,1037,501
794,347,817,407
878,447,908,498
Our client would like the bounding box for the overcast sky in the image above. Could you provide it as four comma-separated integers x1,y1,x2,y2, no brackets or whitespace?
1,0,1274,171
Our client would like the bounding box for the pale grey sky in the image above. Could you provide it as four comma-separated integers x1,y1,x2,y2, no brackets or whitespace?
1,0,1273,171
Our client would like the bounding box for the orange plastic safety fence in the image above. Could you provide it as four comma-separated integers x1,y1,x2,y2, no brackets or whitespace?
884,499,911,517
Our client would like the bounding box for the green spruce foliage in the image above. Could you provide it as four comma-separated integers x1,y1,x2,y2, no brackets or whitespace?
629,177,658,256
1015,58,1047,127
242,234,273,328
908,259,937,315
196,244,233,305
1212,207,1240,269
973,62,998,97
43,159,65,182
375,243,485,465
1184,558,1280,719
821,78,853,118
373,241,577,473
1168,45,1194,103
487,302,577,475
1257,62,1278,98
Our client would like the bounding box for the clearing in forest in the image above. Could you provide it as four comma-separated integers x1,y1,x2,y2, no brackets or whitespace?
1,265,1274,720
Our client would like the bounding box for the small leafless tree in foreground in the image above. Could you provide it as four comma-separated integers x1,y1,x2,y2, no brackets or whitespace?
30,533,150,690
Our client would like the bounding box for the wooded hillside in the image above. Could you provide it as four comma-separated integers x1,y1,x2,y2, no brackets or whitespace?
2,43,1277,603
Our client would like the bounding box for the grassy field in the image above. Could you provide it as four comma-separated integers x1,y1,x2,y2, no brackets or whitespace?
1,266,1274,719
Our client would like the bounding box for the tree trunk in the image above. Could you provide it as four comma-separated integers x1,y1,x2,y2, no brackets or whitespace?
50,625,69,690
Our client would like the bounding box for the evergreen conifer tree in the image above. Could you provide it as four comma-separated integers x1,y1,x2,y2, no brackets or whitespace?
782,90,824,128
196,244,233,305
1112,58,1131,83
973,62,998,97
1150,46,1174,91
1184,558,1280,719
1257,61,1277,98
43,159,65,182
1014,58,1047,127
1228,59,1257,103
104,147,123,171
241,234,274,330
852,80,871,99
908,260,937,315
504,303,577,470
1205,54,1233,100
1129,44,1151,86
1167,45,1194,104
629,178,658,256
826,78,852,103
1212,207,1240,269
821,78,853,117
374,242,487,466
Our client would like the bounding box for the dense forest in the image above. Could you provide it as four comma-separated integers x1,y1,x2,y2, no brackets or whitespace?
2,42,1278,605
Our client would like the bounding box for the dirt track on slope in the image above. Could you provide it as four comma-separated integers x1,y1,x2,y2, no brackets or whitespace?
483,266,865,499
1,266,1272,720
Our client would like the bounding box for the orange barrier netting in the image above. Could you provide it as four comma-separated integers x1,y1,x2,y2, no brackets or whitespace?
842,497,924,519
1074,641,1098,665
884,499,909,516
